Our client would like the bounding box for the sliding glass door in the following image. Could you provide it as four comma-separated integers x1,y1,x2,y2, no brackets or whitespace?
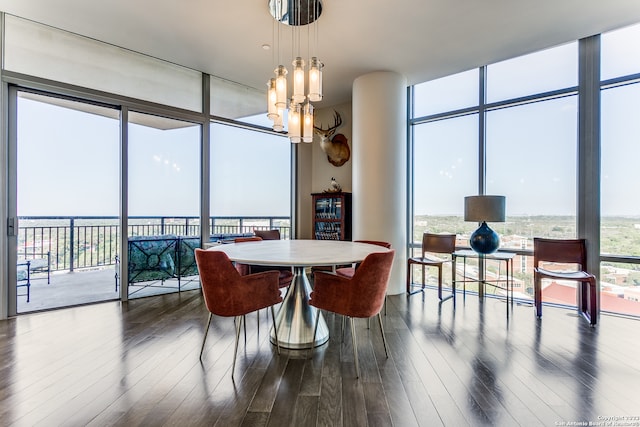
14,90,120,313
127,112,201,299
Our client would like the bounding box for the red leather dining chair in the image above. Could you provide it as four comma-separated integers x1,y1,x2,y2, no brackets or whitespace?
335,240,392,278
194,249,283,378
407,233,456,302
533,238,597,326
233,236,292,334
234,236,293,289
253,229,282,240
233,236,293,288
336,240,392,317
310,250,395,378
233,236,263,276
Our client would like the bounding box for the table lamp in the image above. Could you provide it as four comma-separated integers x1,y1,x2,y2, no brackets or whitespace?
464,195,506,254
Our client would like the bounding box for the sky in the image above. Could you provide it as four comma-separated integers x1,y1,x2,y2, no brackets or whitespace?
17,99,290,218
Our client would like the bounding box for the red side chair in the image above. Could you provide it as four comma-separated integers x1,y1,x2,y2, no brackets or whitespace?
310,250,395,378
335,240,392,278
533,238,597,326
234,236,262,243
336,240,392,317
233,236,263,276
407,233,456,302
194,249,283,378
235,235,293,288
254,229,282,240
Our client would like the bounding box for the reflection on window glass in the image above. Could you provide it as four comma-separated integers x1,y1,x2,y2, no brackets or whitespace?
17,92,120,312
487,42,577,103
129,114,200,218
412,114,478,243
210,76,266,124
413,69,479,118
6,16,202,112
601,84,640,256
486,96,577,305
18,95,120,216
600,261,640,316
210,123,291,235
601,22,640,80
486,96,578,241
128,113,201,299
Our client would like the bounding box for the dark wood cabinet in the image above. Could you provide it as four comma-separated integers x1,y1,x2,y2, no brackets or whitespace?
312,192,352,240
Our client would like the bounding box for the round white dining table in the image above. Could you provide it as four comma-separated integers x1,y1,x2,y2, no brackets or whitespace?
208,239,391,349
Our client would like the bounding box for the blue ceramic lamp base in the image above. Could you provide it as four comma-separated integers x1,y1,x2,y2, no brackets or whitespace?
470,221,500,254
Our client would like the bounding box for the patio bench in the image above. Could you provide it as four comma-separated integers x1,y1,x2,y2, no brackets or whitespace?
17,251,51,302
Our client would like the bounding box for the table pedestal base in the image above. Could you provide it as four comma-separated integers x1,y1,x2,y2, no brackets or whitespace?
270,266,328,349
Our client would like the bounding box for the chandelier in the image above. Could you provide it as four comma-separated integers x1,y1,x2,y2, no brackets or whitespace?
267,0,323,143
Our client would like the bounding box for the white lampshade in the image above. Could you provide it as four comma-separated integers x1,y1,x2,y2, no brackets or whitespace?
288,102,301,143
308,57,323,102
464,195,506,222
292,57,306,104
302,101,314,143
273,108,284,132
274,65,288,110
266,78,278,120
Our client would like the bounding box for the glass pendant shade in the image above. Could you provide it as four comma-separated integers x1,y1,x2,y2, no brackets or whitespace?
302,101,314,142
292,57,306,104
308,57,323,102
275,65,288,110
266,1,323,142
288,102,302,143
273,108,284,132
267,78,278,120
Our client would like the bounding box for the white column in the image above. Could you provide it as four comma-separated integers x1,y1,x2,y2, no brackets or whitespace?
352,71,407,295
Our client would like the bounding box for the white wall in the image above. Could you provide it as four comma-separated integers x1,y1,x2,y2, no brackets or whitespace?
311,102,353,194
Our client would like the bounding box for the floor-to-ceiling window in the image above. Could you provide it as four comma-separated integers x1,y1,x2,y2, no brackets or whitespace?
3,15,293,315
485,40,578,298
410,24,640,317
411,42,579,301
210,119,291,238
600,23,640,316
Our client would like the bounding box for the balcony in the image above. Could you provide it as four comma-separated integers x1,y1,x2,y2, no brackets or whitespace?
16,215,291,313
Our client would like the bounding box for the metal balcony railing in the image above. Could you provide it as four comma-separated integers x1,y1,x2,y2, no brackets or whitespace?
17,216,291,272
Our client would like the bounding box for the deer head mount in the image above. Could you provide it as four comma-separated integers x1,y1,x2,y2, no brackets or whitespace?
313,111,351,167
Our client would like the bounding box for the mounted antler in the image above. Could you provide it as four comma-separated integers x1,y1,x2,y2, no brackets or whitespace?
313,111,350,167
313,111,342,141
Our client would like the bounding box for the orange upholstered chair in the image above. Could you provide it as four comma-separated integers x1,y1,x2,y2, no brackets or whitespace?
194,249,283,378
533,238,597,326
310,250,395,378
407,233,456,302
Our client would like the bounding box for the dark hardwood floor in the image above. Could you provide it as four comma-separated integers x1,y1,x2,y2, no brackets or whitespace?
1,286,639,426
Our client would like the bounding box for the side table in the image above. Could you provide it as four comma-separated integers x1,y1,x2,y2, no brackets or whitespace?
452,249,515,317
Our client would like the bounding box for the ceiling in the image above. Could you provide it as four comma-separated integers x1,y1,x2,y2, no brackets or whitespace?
1,0,640,107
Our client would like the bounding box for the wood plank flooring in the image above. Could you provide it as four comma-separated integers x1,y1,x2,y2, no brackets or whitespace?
1,287,639,426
